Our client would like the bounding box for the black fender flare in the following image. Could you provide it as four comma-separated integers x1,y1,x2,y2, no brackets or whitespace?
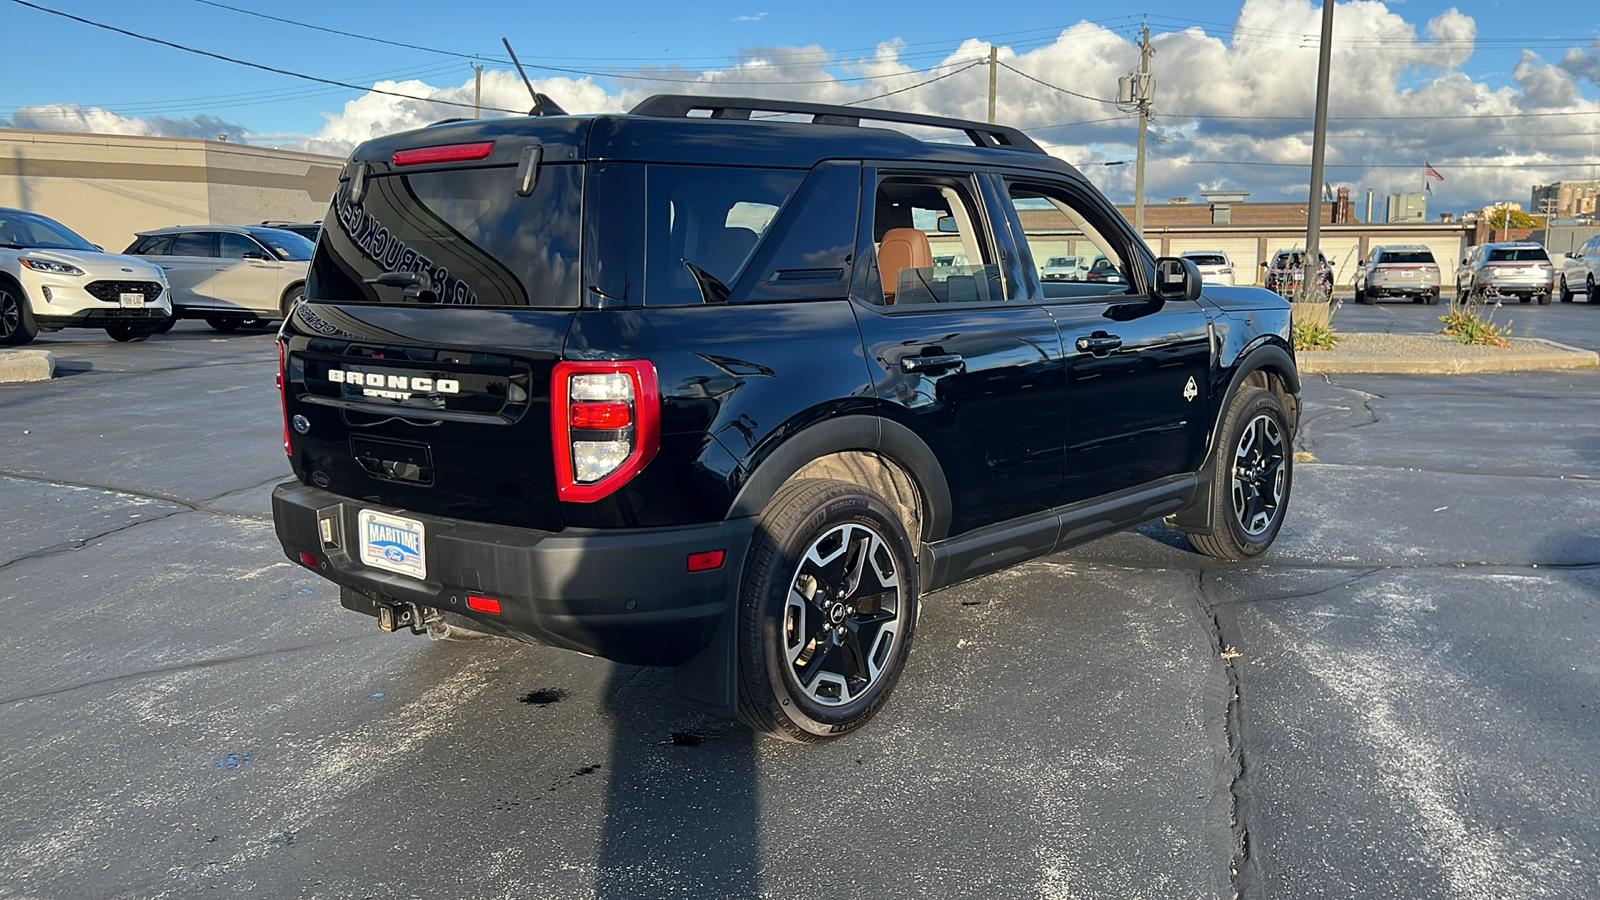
725,415,953,543
1166,340,1301,534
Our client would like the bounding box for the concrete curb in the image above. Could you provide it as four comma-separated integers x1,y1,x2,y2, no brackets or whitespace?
1297,335,1599,374
0,349,55,383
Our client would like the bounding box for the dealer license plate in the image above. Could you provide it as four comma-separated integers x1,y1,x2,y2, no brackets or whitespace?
358,509,427,579
119,293,145,308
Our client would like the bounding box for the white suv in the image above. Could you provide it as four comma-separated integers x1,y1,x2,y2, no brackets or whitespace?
1,207,172,345
124,225,312,332
1559,235,1600,303
1179,250,1236,286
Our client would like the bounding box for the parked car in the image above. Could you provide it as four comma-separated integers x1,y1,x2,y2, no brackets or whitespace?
1083,255,1126,284
1457,242,1555,304
1179,250,1236,286
0,206,172,345
123,225,312,331
1353,244,1441,305
1261,249,1333,298
1558,234,1600,302
271,94,1299,742
259,220,322,242
1040,254,1085,281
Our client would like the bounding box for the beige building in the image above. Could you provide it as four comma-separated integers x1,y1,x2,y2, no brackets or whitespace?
0,128,341,251
1531,180,1600,220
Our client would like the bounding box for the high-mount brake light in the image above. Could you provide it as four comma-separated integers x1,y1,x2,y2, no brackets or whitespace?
551,361,660,503
392,142,495,167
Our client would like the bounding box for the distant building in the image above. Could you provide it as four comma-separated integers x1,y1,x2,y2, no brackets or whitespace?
0,128,340,250
1386,191,1427,223
1531,180,1600,220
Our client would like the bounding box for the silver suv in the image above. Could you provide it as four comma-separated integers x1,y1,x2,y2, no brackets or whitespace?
1353,244,1440,305
1558,235,1600,303
1457,242,1555,304
124,225,312,332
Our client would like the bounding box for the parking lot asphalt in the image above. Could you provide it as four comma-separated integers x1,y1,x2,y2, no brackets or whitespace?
2,321,1597,899
1332,288,1600,352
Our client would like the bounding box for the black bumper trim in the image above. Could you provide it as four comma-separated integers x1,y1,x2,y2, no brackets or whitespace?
271,481,753,666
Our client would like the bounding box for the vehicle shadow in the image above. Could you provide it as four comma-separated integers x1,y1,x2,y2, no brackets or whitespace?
595,665,760,897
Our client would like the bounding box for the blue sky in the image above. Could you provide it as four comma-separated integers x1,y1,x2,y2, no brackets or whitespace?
3,0,1599,215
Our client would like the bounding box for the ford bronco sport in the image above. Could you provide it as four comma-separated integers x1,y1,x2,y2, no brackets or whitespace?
272,96,1300,742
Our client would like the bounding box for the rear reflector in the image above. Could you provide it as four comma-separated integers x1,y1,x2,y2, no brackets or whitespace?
687,549,726,572
570,401,633,429
466,594,503,614
298,551,319,568
392,142,494,166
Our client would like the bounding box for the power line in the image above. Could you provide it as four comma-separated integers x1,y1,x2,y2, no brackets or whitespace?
8,0,531,114
845,61,988,107
185,0,500,62
996,61,1116,105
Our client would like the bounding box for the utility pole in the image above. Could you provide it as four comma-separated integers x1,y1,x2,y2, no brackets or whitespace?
1119,23,1155,240
473,64,483,119
1302,0,1336,302
987,46,998,124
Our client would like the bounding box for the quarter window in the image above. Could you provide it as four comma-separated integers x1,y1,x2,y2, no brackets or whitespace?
643,165,802,305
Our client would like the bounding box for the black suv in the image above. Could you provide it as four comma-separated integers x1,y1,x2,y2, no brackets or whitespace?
272,96,1300,742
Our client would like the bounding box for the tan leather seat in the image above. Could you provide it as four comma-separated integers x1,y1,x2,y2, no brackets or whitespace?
878,227,932,303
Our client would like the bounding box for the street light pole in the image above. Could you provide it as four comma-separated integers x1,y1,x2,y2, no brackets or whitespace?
1302,0,1336,302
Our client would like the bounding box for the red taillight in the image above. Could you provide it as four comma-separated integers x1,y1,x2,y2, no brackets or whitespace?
687,550,726,572
570,401,633,429
466,594,502,614
551,360,661,503
392,142,494,166
298,551,319,568
278,341,291,456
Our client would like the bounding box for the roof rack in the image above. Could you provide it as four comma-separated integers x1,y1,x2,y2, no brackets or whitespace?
628,94,1047,156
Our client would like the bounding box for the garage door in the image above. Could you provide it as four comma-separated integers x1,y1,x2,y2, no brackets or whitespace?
1169,238,1260,284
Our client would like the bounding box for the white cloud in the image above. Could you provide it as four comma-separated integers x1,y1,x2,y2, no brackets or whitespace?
2,103,249,142
733,12,769,22
7,0,1597,215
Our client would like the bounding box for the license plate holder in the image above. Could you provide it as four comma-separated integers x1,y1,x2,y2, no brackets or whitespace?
119,293,146,308
358,509,427,579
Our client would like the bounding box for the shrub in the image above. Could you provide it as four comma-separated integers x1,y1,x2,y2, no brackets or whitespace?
1291,299,1341,351
1439,290,1512,348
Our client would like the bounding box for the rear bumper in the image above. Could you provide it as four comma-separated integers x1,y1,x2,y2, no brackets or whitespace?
271,481,752,666
1367,282,1438,297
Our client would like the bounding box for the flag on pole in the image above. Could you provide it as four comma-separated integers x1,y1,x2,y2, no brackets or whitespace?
1424,160,1444,181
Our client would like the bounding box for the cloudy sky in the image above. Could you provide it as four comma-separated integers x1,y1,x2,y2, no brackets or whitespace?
4,0,1599,217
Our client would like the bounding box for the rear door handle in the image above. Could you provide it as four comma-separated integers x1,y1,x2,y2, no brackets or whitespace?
1075,334,1123,355
900,353,965,374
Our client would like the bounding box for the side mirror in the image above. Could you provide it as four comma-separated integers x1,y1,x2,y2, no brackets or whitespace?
1357,261,1367,268
1153,257,1203,302
1259,261,1268,268
1460,258,1468,266
935,215,959,234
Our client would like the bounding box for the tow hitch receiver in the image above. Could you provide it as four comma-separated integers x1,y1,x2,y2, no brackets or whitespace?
377,601,429,635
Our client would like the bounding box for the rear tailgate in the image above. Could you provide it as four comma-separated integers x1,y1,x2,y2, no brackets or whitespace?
281,119,589,531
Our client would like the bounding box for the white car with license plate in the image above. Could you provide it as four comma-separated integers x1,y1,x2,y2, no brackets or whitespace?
1,206,173,345
124,225,312,332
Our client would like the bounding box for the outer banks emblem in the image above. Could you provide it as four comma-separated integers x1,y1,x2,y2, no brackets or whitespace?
1183,376,1199,402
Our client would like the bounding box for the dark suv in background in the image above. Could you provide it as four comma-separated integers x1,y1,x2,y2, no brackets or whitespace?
272,96,1300,742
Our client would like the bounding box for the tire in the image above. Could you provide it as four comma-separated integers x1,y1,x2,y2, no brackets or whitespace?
1188,388,1293,562
206,317,243,332
1589,275,1597,303
281,283,305,321
736,478,919,743
0,280,39,346
1353,287,1366,304
1425,290,1439,306
1559,276,1573,303
105,326,154,342
152,316,176,334
1537,291,1551,305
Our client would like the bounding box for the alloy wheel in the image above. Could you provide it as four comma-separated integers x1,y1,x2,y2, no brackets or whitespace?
783,522,903,706
1231,413,1286,537
0,289,17,338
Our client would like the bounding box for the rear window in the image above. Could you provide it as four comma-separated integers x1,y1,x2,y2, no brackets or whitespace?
1183,253,1227,266
1487,247,1549,263
1378,250,1435,265
308,163,582,307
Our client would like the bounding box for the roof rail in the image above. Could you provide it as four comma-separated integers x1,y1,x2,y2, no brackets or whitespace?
628,94,1047,156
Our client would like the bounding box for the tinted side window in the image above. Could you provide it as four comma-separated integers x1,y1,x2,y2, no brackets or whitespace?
171,232,214,257
861,175,1003,305
130,234,175,256
219,233,264,259
1004,181,1130,300
643,164,804,306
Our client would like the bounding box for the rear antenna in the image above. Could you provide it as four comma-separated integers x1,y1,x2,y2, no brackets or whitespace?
501,37,567,117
